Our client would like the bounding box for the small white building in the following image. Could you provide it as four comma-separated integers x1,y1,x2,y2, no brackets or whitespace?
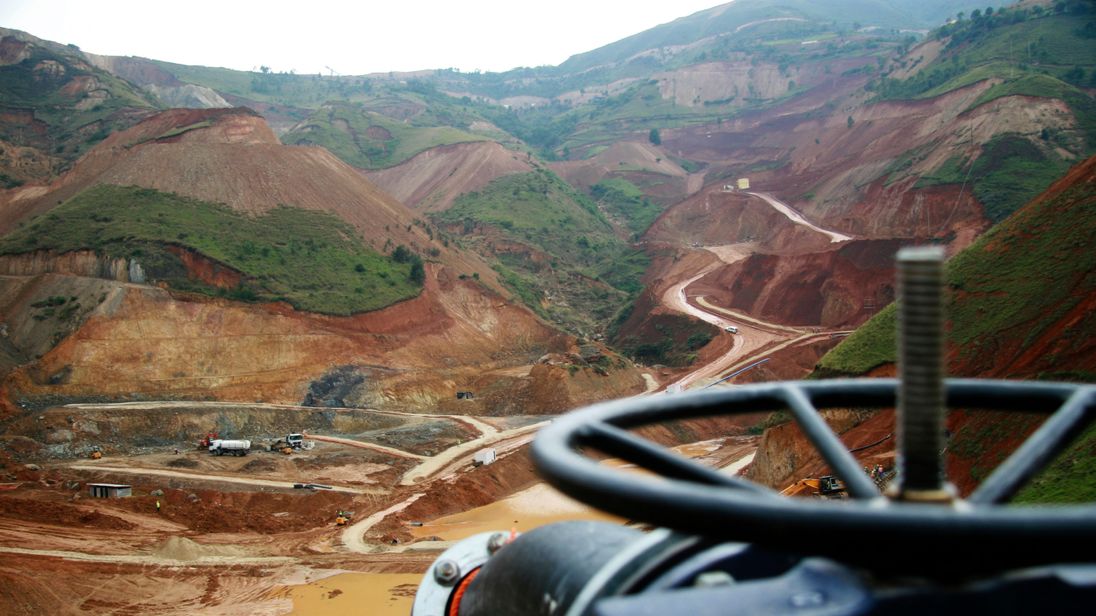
737,178,750,190
88,483,132,498
473,448,497,467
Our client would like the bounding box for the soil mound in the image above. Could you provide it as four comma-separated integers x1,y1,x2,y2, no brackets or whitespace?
645,190,831,255
149,536,246,561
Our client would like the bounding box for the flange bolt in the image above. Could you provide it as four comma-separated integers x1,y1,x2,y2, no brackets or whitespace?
434,559,461,586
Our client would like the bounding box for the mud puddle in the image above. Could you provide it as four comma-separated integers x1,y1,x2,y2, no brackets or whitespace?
279,572,421,615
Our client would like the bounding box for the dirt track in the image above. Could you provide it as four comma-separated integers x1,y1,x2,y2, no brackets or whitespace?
399,420,546,486
69,463,376,495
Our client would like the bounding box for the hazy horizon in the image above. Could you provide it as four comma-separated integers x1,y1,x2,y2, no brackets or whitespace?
0,0,727,75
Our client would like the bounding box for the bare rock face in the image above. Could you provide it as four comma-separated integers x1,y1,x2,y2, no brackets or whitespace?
746,409,863,489
144,84,231,109
0,36,31,65
0,250,135,281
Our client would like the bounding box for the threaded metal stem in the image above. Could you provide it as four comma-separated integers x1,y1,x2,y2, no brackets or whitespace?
895,246,947,497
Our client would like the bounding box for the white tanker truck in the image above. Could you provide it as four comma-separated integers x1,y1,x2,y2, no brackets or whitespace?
208,439,251,456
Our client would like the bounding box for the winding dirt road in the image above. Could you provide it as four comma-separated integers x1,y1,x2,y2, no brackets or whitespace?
399,420,547,486
746,191,852,243
662,191,854,390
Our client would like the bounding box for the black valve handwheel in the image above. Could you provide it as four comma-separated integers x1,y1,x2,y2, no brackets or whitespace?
532,378,1096,577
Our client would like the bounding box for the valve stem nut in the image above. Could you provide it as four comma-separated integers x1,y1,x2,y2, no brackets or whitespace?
433,559,461,586
487,532,508,555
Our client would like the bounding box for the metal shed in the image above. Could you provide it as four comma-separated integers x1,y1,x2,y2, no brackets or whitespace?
88,483,132,498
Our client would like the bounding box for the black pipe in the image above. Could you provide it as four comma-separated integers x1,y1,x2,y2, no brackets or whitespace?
458,521,641,616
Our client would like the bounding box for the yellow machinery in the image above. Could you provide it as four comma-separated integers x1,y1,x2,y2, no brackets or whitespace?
780,475,845,498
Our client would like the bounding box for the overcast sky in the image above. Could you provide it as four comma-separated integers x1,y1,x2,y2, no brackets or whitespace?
1,0,725,75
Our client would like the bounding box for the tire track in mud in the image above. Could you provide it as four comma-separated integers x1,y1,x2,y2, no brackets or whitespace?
0,545,294,567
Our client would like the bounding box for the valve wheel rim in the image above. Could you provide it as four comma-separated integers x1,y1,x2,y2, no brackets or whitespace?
531,378,1096,576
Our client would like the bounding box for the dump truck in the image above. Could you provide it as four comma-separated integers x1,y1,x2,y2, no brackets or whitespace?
209,439,251,456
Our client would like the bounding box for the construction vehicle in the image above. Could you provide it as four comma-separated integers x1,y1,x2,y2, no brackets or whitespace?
208,439,251,456
335,510,353,526
89,446,102,460
197,432,219,449
780,475,846,498
270,433,306,453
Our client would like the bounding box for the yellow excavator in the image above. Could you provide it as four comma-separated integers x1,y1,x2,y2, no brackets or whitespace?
89,446,102,460
335,510,353,526
780,475,845,498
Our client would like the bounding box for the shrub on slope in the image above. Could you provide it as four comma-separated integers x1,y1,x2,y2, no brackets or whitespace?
0,185,422,315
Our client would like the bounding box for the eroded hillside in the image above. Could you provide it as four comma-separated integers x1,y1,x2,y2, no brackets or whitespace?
750,154,1096,496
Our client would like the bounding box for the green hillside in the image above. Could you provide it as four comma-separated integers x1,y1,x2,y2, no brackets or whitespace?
870,4,1096,220
0,31,157,183
817,155,1095,502
818,158,1096,378
0,185,422,315
557,0,1008,76
148,59,380,109
433,167,647,334
590,177,665,238
281,91,498,169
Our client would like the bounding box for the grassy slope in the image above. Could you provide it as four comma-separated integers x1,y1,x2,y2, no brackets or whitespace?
0,185,421,315
148,60,374,109
281,97,492,170
591,177,666,238
556,0,1007,75
819,159,1096,376
433,167,647,333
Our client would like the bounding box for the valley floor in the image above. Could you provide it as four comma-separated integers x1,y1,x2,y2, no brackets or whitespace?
0,197,854,613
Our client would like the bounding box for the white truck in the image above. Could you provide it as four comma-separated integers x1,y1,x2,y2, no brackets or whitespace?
473,448,497,467
209,439,251,456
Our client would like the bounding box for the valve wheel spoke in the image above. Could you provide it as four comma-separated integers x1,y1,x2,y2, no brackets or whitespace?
581,421,774,496
970,387,1096,504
